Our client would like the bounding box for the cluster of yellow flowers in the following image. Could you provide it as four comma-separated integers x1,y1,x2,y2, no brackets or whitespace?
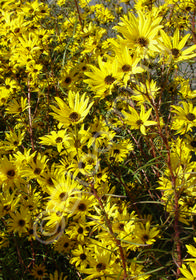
0,0,196,279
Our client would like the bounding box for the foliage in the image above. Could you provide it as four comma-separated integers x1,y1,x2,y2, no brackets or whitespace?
0,0,196,279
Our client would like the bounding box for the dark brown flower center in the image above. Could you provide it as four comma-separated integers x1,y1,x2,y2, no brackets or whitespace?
7,169,15,178
142,234,149,242
74,139,81,148
104,75,115,85
137,37,149,47
18,219,25,227
55,137,63,143
69,112,80,122
114,149,120,154
64,242,69,248
65,77,72,84
37,269,44,275
28,229,34,235
186,113,195,121
34,168,41,175
78,227,83,234
136,119,143,125
14,28,20,33
3,205,11,211
122,64,132,72
185,6,191,11
80,253,87,260
96,262,106,272
97,172,102,178
118,223,124,230
59,192,67,200
78,203,87,211
171,48,180,58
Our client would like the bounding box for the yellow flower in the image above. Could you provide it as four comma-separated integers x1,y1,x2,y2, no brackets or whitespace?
39,130,70,153
114,11,163,57
114,44,144,85
171,101,196,134
50,91,94,127
159,28,196,63
84,56,121,99
8,206,31,237
5,97,29,115
122,105,157,135
30,264,47,280
70,244,90,269
179,263,196,280
134,216,160,245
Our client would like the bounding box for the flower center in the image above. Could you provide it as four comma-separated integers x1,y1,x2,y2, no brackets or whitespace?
3,205,11,211
142,234,149,242
37,270,44,275
34,168,41,175
171,48,180,58
18,219,25,227
114,149,120,154
96,262,106,272
59,192,67,201
136,119,143,125
104,75,115,85
80,253,87,260
64,242,69,248
118,223,124,230
186,113,195,121
78,227,84,234
69,112,80,122
78,203,87,211
7,169,15,178
78,162,86,169
47,178,54,185
137,37,149,47
55,137,63,143
65,77,72,84
122,64,132,72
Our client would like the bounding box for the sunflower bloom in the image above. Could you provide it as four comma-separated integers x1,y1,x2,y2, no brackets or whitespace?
122,105,157,135
179,263,196,280
159,28,196,63
50,91,94,127
114,11,162,57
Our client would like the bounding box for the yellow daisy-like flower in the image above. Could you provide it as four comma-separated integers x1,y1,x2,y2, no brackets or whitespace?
30,264,47,280
122,105,157,135
114,11,162,57
134,218,160,245
159,28,196,63
50,91,94,127
171,101,196,134
0,156,19,185
179,263,196,280
5,96,29,115
8,206,31,237
84,56,121,99
39,130,70,153
114,44,144,85
70,244,90,269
